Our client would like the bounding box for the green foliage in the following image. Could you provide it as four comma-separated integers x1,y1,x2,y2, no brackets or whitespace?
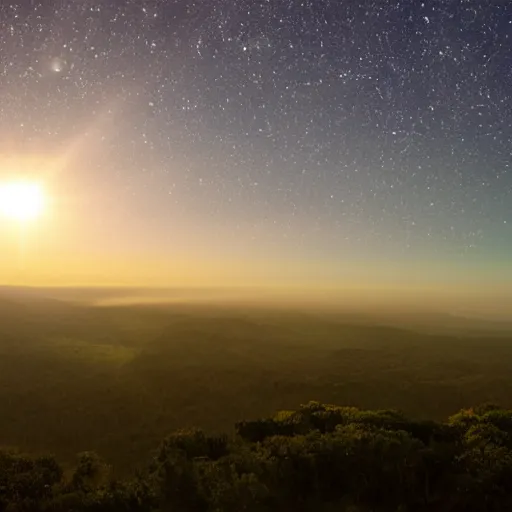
70,452,110,492
3,403,512,511
156,429,229,462
1,298,512,509
0,451,62,511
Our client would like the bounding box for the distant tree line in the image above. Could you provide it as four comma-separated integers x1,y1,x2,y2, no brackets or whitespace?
2,401,512,511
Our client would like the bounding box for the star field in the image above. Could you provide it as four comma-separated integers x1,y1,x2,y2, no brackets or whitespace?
0,0,511,289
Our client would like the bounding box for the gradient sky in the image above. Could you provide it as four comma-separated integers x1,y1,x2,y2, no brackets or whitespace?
0,1,511,301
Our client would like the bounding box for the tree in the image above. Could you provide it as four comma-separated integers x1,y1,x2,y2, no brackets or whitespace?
0,450,62,511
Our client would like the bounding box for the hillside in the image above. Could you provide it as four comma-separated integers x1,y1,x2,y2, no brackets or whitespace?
0,294,511,476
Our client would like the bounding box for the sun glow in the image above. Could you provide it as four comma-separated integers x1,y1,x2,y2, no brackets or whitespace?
0,181,46,222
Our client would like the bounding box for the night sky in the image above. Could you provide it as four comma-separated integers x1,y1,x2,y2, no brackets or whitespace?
0,1,511,301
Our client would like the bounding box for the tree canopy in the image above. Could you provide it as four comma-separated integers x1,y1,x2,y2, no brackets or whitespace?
2,402,512,511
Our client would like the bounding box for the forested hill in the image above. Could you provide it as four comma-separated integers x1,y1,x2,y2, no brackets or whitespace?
2,401,512,511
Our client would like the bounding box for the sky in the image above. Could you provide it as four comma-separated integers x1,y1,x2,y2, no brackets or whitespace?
0,0,511,307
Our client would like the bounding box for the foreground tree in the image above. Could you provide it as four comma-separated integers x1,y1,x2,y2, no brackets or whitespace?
2,403,512,511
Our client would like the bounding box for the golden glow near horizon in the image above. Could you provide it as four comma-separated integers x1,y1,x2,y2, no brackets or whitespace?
0,181,46,222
